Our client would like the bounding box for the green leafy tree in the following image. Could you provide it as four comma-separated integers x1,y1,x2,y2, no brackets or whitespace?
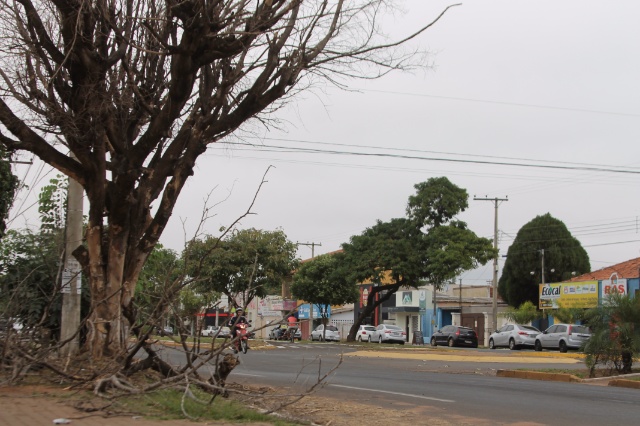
134,244,182,332
583,293,640,376
500,301,541,325
186,228,298,308
291,253,359,336
0,0,458,359
342,177,496,341
551,307,585,324
0,179,89,338
498,213,590,308
0,148,18,239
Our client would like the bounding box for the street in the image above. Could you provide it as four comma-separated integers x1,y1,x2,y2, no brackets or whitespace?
220,342,640,425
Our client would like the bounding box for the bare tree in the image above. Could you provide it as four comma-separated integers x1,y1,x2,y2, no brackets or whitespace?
0,0,459,359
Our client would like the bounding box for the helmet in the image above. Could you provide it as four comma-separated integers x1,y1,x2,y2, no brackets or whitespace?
236,308,244,314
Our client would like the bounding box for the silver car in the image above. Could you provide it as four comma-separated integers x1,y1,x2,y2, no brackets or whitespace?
372,324,406,345
489,324,541,350
310,324,341,342
356,325,376,342
535,323,591,352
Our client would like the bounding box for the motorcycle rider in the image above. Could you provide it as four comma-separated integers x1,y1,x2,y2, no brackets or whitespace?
229,307,249,353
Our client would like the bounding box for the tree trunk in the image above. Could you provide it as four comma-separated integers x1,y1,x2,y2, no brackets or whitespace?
347,283,401,341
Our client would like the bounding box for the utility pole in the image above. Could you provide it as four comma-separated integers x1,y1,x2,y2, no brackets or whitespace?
296,241,322,258
60,163,83,357
540,249,545,285
459,278,463,325
295,241,322,334
474,196,508,332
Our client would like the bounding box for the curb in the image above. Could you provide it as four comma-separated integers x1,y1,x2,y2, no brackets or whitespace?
608,379,640,389
497,369,640,389
496,369,582,382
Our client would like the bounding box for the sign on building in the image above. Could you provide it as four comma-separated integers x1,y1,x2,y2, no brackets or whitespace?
539,281,598,309
297,303,331,319
601,273,627,305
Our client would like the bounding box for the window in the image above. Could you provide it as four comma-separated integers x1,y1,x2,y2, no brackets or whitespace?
556,325,567,333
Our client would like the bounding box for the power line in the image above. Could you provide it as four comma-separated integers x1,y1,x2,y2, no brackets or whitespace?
354,88,640,118
210,141,640,175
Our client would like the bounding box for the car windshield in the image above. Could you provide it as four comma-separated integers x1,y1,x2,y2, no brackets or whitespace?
326,326,338,331
386,325,401,330
365,326,375,331
520,325,540,332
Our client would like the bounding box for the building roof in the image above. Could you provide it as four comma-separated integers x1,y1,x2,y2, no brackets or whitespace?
568,257,640,281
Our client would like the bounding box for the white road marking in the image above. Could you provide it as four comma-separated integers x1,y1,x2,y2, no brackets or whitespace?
232,372,264,377
329,384,455,403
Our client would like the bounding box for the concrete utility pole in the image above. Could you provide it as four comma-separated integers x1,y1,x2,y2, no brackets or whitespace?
60,168,83,357
474,196,508,332
295,241,322,333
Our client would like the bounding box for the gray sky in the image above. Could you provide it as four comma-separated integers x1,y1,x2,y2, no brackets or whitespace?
10,1,640,285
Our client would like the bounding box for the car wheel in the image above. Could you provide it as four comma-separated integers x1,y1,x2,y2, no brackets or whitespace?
509,339,518,350
378,336,383,344
367,335,372,343
430,337,437,347
534,340,542,351
357,336,362,342
559,341,568,353
399,341,405,345
448,338,455,347
489,338,495,350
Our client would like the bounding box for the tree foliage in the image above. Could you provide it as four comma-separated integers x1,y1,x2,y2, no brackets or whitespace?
0,179,89,338
583,293,640,376
291,253,359,321
0,0,457,359
134,244,183,327
0,147,18,239
500,301,541,325
342,177,496,340
498,213,590,308
186,228,298,308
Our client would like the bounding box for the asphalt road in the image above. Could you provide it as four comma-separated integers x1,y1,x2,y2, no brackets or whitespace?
159,341,640,425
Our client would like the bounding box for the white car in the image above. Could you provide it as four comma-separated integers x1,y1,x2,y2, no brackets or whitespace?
201,325,221,337
489,324,541,350
372,324,406,344
310,325,341,342
356,325,376,342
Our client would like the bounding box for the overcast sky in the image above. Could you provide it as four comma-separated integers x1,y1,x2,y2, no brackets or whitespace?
9,1,640,286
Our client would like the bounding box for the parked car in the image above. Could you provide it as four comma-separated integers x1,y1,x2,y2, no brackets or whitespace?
268,325,301,341
310,325,341,342
430,325,478,348
201,325,221,337
534,323,591,352
356,325,376,342
157,326,173,336
219,326,232,338
372,324,406,345
489,324,541,350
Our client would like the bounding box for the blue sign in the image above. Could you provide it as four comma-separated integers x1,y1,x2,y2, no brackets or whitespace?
297,304,331,319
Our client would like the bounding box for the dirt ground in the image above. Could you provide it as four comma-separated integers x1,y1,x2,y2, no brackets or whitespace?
0,382,484,426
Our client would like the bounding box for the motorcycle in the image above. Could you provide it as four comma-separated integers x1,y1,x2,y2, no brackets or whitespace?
233,322,250,354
